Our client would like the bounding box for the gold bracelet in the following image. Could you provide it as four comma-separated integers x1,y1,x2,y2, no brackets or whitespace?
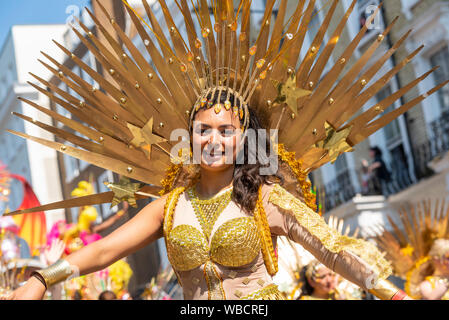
32,259,73,288
368,279,400,300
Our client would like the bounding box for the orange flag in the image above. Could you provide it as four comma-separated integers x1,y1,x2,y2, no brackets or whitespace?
9,174,47,255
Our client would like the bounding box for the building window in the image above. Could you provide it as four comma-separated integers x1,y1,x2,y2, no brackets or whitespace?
56,82,71,121
376,86,401,146
334,153,347,174
430,46,449,111
63,145,80,183
96,170,117,221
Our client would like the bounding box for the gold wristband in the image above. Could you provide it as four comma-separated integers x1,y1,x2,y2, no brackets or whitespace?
32,259,73,288
368,279,400,300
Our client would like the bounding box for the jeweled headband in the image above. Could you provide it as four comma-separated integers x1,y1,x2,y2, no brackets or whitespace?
188,86,250,134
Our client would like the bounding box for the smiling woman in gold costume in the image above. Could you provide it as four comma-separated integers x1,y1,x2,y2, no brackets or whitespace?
2,0,446,300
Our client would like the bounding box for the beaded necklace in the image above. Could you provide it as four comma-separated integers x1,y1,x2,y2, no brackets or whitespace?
187,186,233,241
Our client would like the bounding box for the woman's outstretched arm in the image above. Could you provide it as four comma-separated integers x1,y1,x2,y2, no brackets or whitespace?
3,194,167,300
262,183,411,300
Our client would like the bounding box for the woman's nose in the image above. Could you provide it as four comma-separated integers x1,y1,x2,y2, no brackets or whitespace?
209,129,221,144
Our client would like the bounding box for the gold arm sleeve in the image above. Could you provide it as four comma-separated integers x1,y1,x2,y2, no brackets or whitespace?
368,279,403,300
268,184,393,294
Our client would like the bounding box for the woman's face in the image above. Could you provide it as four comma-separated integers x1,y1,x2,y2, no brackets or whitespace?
308,265,338,294
432,254,449,275
192,105,243,172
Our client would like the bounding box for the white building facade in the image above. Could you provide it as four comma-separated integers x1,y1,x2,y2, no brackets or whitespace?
314,0,449,235
0,24,68,229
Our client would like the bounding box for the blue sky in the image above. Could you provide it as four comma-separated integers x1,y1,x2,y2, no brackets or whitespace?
0,0,91,48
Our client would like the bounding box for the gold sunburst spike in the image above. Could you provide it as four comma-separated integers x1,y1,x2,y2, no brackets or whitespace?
271,71,312,116
3,185,161,217
122,4,193,115
142,1,197,103
105,177,144,208
290,15,390,151
40,50,145,128
344,44,424,125
38,56,132,129
52,40,147,121
287,5,389,149
306,0,357,90
182,0,207,92
29,70,134,144
258,0,316,119
253,0,291,107
296,0,339,88
127,118,168,159
17,97,99,142
12,112,127,163
6,129,161,185
286,4,384,152
157,0,190,60
314,121,353,164
318,16,400,120
332,15,400,103
199,0,218,70
259,4,326,107
265,0,288,63
331,29,415,128
70,26,155,121
26,77,119,141
386,214,408,246
352,79,449,144
252,0,276,66
93,2,185,117
2,192,114,216
76,16,183,122
15,100,163,170
285,0,317,70
348,64,436,137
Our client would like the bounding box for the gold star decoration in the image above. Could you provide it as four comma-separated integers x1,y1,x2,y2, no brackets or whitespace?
105,177,144,208
271,72,312,115
127,117,167,159
315,121,354,164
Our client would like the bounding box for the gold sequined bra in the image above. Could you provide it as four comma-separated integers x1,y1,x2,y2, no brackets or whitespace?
163,187,262,271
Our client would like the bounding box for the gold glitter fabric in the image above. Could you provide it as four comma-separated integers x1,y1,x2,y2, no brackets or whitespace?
164,188,261,272
254,187,278,276
240,284,286,300
210,217,261,267
268,184,392,281
167,225,210,271
204,260,226,300
188,187,232,241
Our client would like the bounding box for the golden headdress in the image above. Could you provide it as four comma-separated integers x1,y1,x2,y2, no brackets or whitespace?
4,0,448,216
373,200,449,298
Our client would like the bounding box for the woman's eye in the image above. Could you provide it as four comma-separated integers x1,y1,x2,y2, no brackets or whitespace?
222,129,235,136
194,127,209,135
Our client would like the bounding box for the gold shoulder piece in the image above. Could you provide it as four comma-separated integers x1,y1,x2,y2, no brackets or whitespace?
268,184,392,281
162,186,185,239
254,186,277,276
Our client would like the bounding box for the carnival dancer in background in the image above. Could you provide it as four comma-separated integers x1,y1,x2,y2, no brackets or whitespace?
374,200,449,299
4,0,447,300
298,260,340,300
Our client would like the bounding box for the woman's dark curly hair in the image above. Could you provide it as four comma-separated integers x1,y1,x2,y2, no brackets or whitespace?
298,265,315,298
190,89,283,214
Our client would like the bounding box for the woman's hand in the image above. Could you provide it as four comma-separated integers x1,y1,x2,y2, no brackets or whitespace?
0,277,46,300
420,279,448,300
44,239,65,266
